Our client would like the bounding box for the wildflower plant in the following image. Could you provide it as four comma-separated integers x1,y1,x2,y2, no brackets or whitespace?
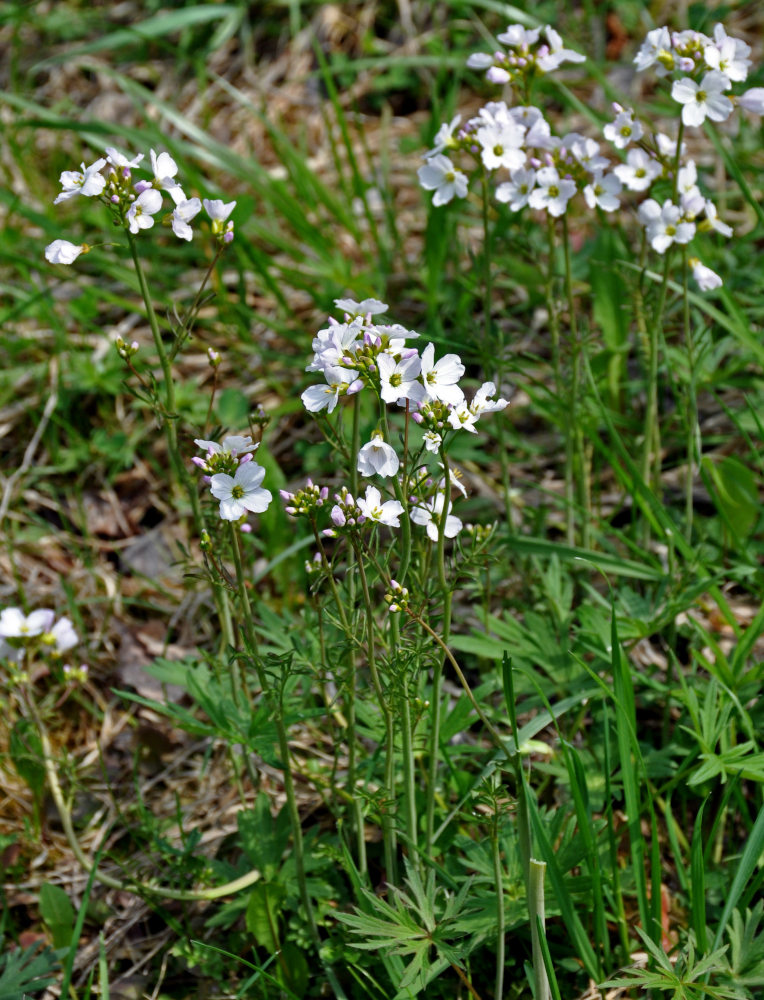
3,9,763,1000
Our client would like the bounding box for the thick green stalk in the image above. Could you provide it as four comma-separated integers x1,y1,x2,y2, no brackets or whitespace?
641,251,672,495
681,247,697,539
529,860,551,1000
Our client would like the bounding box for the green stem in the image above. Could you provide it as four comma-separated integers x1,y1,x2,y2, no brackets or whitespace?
641,250,672,497
353,540,397,883
561,214,588,549
229,526,347,998
681,247,696,540
492,811,506,1000
126,231,235,652
545,218,573,544
425,452,453,856
529,859,551,1000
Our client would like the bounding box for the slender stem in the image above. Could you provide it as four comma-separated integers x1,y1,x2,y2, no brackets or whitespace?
353,540,397,883
425,452,453,856
492,809,506,1000
545,218,574,544
126,232,235,652
381,406,412,583
681,247,696,540
561,214,588,548
641,250,672,497
229,526,347,998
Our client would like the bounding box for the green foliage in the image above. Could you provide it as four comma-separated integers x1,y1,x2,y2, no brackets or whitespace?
0,943,60,1000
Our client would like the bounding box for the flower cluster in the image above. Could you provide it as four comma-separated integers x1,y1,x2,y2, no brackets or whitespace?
420,99,625,218
192,435,272,522
297,298,509,544
0,607,84,681
634,24,763,125
466,24,585,88
45,146,236,263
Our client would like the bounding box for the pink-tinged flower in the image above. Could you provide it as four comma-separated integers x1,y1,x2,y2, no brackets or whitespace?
410,493,463,542
0,607,56,639
54,158,107,204
127,189,163,233
689,258,722,291
671,72,733,127
583,172,621,212
203,198,236,240
738,88,764,114
357,486,403,527
105,147,144,169
497,24,540,48
45,239,88,264
334,297,388,317
419,343,464,406
357,435,400,478
613,149,662,192
209,462,271,520
496,168,536,211
704,31,751,82
537,27,585,72
466,52,495,70
172,198,202,241
195,435,257,458
377,352,425,405
528,166,576,217
417,155,469,207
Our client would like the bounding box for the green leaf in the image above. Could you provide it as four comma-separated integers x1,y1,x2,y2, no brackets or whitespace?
702,455,759,542
0,943,60,1000
10,718,46,799
39,883,76,950
245,882,285,952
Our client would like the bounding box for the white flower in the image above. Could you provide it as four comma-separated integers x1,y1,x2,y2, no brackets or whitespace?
417,155,469,207
105,147,143,169
171,198,202,241
377,352,425,405
583,172,621,212
603,110,643,149
613,149,662,192
466,52,495,70
149,149,185,205
0,607,56,639
45,239,87,264
537,27,585,72
671,71,733,127
448,402,478,432
419,343,464,406
357,435,400,478
423,431,442,453
195,435,257,457
308,319,364,374
570,137,609,174
334,297,388,317
426,115,462,157
704,31,751,82
656,132,686,159
302,365,359,413
204,198,237,239
210,462,271,520
738,88,764,114
634,26,673,73
471,381,509,416
54,158,107,204
410,493,463,542
689,258,722,291
47,617,78,654
528,166,576,217
496,168,536,211
638,199,695,253
497,24,540,48
357,486,403,527
126,189,163,234
476,118,525,172
703,200,733,238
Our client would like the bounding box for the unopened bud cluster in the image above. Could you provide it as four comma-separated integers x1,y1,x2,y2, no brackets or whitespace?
384,580,410,614
115,337,140,360
281,479,329,518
